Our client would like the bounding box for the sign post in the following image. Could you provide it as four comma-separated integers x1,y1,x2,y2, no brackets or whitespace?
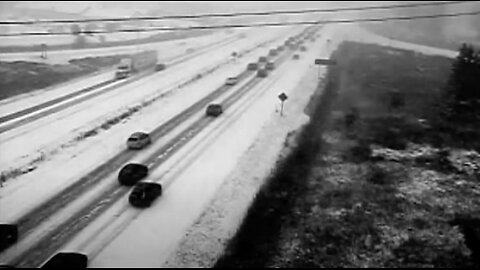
278,93,288,116
40,44,47,59
314,58,337,78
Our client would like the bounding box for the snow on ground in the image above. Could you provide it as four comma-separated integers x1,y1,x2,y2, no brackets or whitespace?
58,29,316,267
0,69,116,115
162,28,333,268
0,29,233,64
0,26,296,224
333,24,458,59
0,29,238,111
0,26,284,171
163,23,461,267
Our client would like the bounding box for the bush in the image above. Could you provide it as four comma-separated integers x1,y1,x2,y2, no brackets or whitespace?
348,141,372,163
365,163,391,186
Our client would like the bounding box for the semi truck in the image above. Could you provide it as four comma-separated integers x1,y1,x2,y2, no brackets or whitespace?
115,50,158,80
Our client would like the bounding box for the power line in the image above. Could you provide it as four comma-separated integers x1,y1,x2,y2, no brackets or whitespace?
0,10,479,37
0,1,474,25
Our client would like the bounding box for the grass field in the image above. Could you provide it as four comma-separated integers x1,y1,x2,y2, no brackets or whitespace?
215,41,480,268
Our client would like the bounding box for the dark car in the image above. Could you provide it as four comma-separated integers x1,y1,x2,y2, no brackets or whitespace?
41,252,88,268
268,49,277,56
247,62,258,71
257,69,268,78
206,104,223,117
129,181,163,208
258,56,268,63
118,163,149,186
0,224,17,252
127,132,151,150
266,62,275,70
225,77,238,86
155,63,166,71
292,54,300,60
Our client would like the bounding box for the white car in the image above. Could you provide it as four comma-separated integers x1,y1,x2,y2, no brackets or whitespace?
127,132,151,150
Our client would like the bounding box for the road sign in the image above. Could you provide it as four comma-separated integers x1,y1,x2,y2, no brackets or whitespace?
278,93,288,116
315,58,336,65
40,44,47,59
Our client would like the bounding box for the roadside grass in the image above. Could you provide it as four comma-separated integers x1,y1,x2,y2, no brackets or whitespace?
214,41,480,267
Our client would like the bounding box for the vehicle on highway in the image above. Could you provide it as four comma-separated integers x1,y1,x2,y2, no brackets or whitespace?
269,49,277,56
257,69,268,78
0,224,17,251
115,51,158,79
118,163,149,186
293,54,300,60
155,63,166,71
41,252,88,268
225,77,238,86
247,63,258,71
300,46,307,52
277,45,285,51
127,132,151,150
258,56,268,63
206,104,223,117
266,62,275,70
129,181,163,208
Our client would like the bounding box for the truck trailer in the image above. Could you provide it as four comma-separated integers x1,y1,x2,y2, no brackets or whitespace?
115,50,158,79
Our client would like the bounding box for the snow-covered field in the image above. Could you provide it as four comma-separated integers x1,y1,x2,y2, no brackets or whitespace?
0,29,237,64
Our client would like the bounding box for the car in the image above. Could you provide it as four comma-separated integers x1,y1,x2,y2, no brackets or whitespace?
266,62,275,70
118,163,149,186
277,45,285,51
292,54,300,60
41,252,88,268
225,77,238,86
0,224,17,252
247,62,258,71
206,104,223,117
257,69,268,78
258,56,268,63
155,63,166,71
268,49,277,56
129,181,163,208
300,46,307,52
127,132,151,150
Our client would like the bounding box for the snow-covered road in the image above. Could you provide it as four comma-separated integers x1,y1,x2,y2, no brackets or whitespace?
0,25,303,267
0,27,293,174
